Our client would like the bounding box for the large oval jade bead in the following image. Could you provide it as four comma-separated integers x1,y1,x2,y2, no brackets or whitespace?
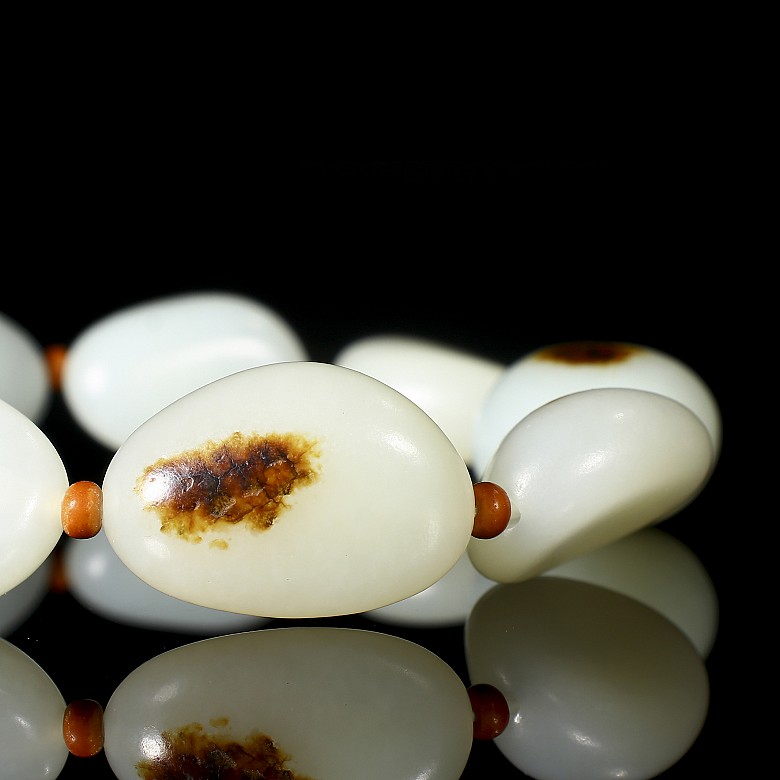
101,361,475,618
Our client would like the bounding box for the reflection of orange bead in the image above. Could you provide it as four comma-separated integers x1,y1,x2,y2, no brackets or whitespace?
471,481,511,539
48,544,69,593
61,481,103,539
468,682,510,740
44,343,67,392
63,699,104,757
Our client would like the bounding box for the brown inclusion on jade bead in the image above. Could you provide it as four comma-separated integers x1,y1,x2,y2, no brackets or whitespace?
535,341,640,364
136,432,319,543
135,721,314,780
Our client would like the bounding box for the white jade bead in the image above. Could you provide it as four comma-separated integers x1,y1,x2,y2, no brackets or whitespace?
468,388,714,584
334,334,504,466
543,527,719,657
0,311,50,423
0,638,69,779
63,530,270,634
0,399,68,595
102,361,475,618
104,627,474,780
364,550,496,627
0,554,52,637
472,342,722,479
466,577,709,780
62,291,309,450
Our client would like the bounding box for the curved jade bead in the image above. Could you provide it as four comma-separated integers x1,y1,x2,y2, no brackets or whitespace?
0,399,68,595
61,291,309,450
468,388,714,584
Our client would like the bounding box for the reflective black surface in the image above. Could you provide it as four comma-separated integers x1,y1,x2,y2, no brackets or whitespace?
3,160,740,778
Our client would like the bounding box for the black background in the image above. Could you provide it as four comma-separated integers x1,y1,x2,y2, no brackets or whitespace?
2,159,744,778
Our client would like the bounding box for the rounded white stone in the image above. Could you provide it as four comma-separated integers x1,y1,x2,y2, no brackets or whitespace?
62,291,309,450
0,310,51,423
466,577,710,780
472,341,722,479
104,627,473,780
0,398,68,595
364,550,496,628
334,334,504,467
543,526,719,657
63,529,270,634
468,388,714,584
0,638,69,779
0,554,52,637
102,361,475,618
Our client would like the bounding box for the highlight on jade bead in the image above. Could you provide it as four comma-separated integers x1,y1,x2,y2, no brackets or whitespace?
63,698,105,758
61,481,103,539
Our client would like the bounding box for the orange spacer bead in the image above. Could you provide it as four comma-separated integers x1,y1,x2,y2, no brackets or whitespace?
63,699,105,758
44,343,68,392
468,683,510,740
61,481,103,539
471,481,511,539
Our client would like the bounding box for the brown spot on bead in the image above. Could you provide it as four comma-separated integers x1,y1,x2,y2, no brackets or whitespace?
135,721,314,780
472,481,511,539
136,432,320,544
534,341,641,364
61,481,103,539
63,699,104,758
468,683,510,741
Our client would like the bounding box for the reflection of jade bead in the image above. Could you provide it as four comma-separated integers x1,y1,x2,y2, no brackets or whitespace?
466,577,710,780
0,555,52,637
63,529,271,635
472,341,722,478
543,526,719,658
104,627,474,780
102,361,475,618
468,387,714,584
0,638,69,778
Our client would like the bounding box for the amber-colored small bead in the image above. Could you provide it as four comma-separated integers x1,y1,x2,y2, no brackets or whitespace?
468,683,510,740
471,481,511,539
63,699,104,757
61,481,103,539
44,343,67,392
